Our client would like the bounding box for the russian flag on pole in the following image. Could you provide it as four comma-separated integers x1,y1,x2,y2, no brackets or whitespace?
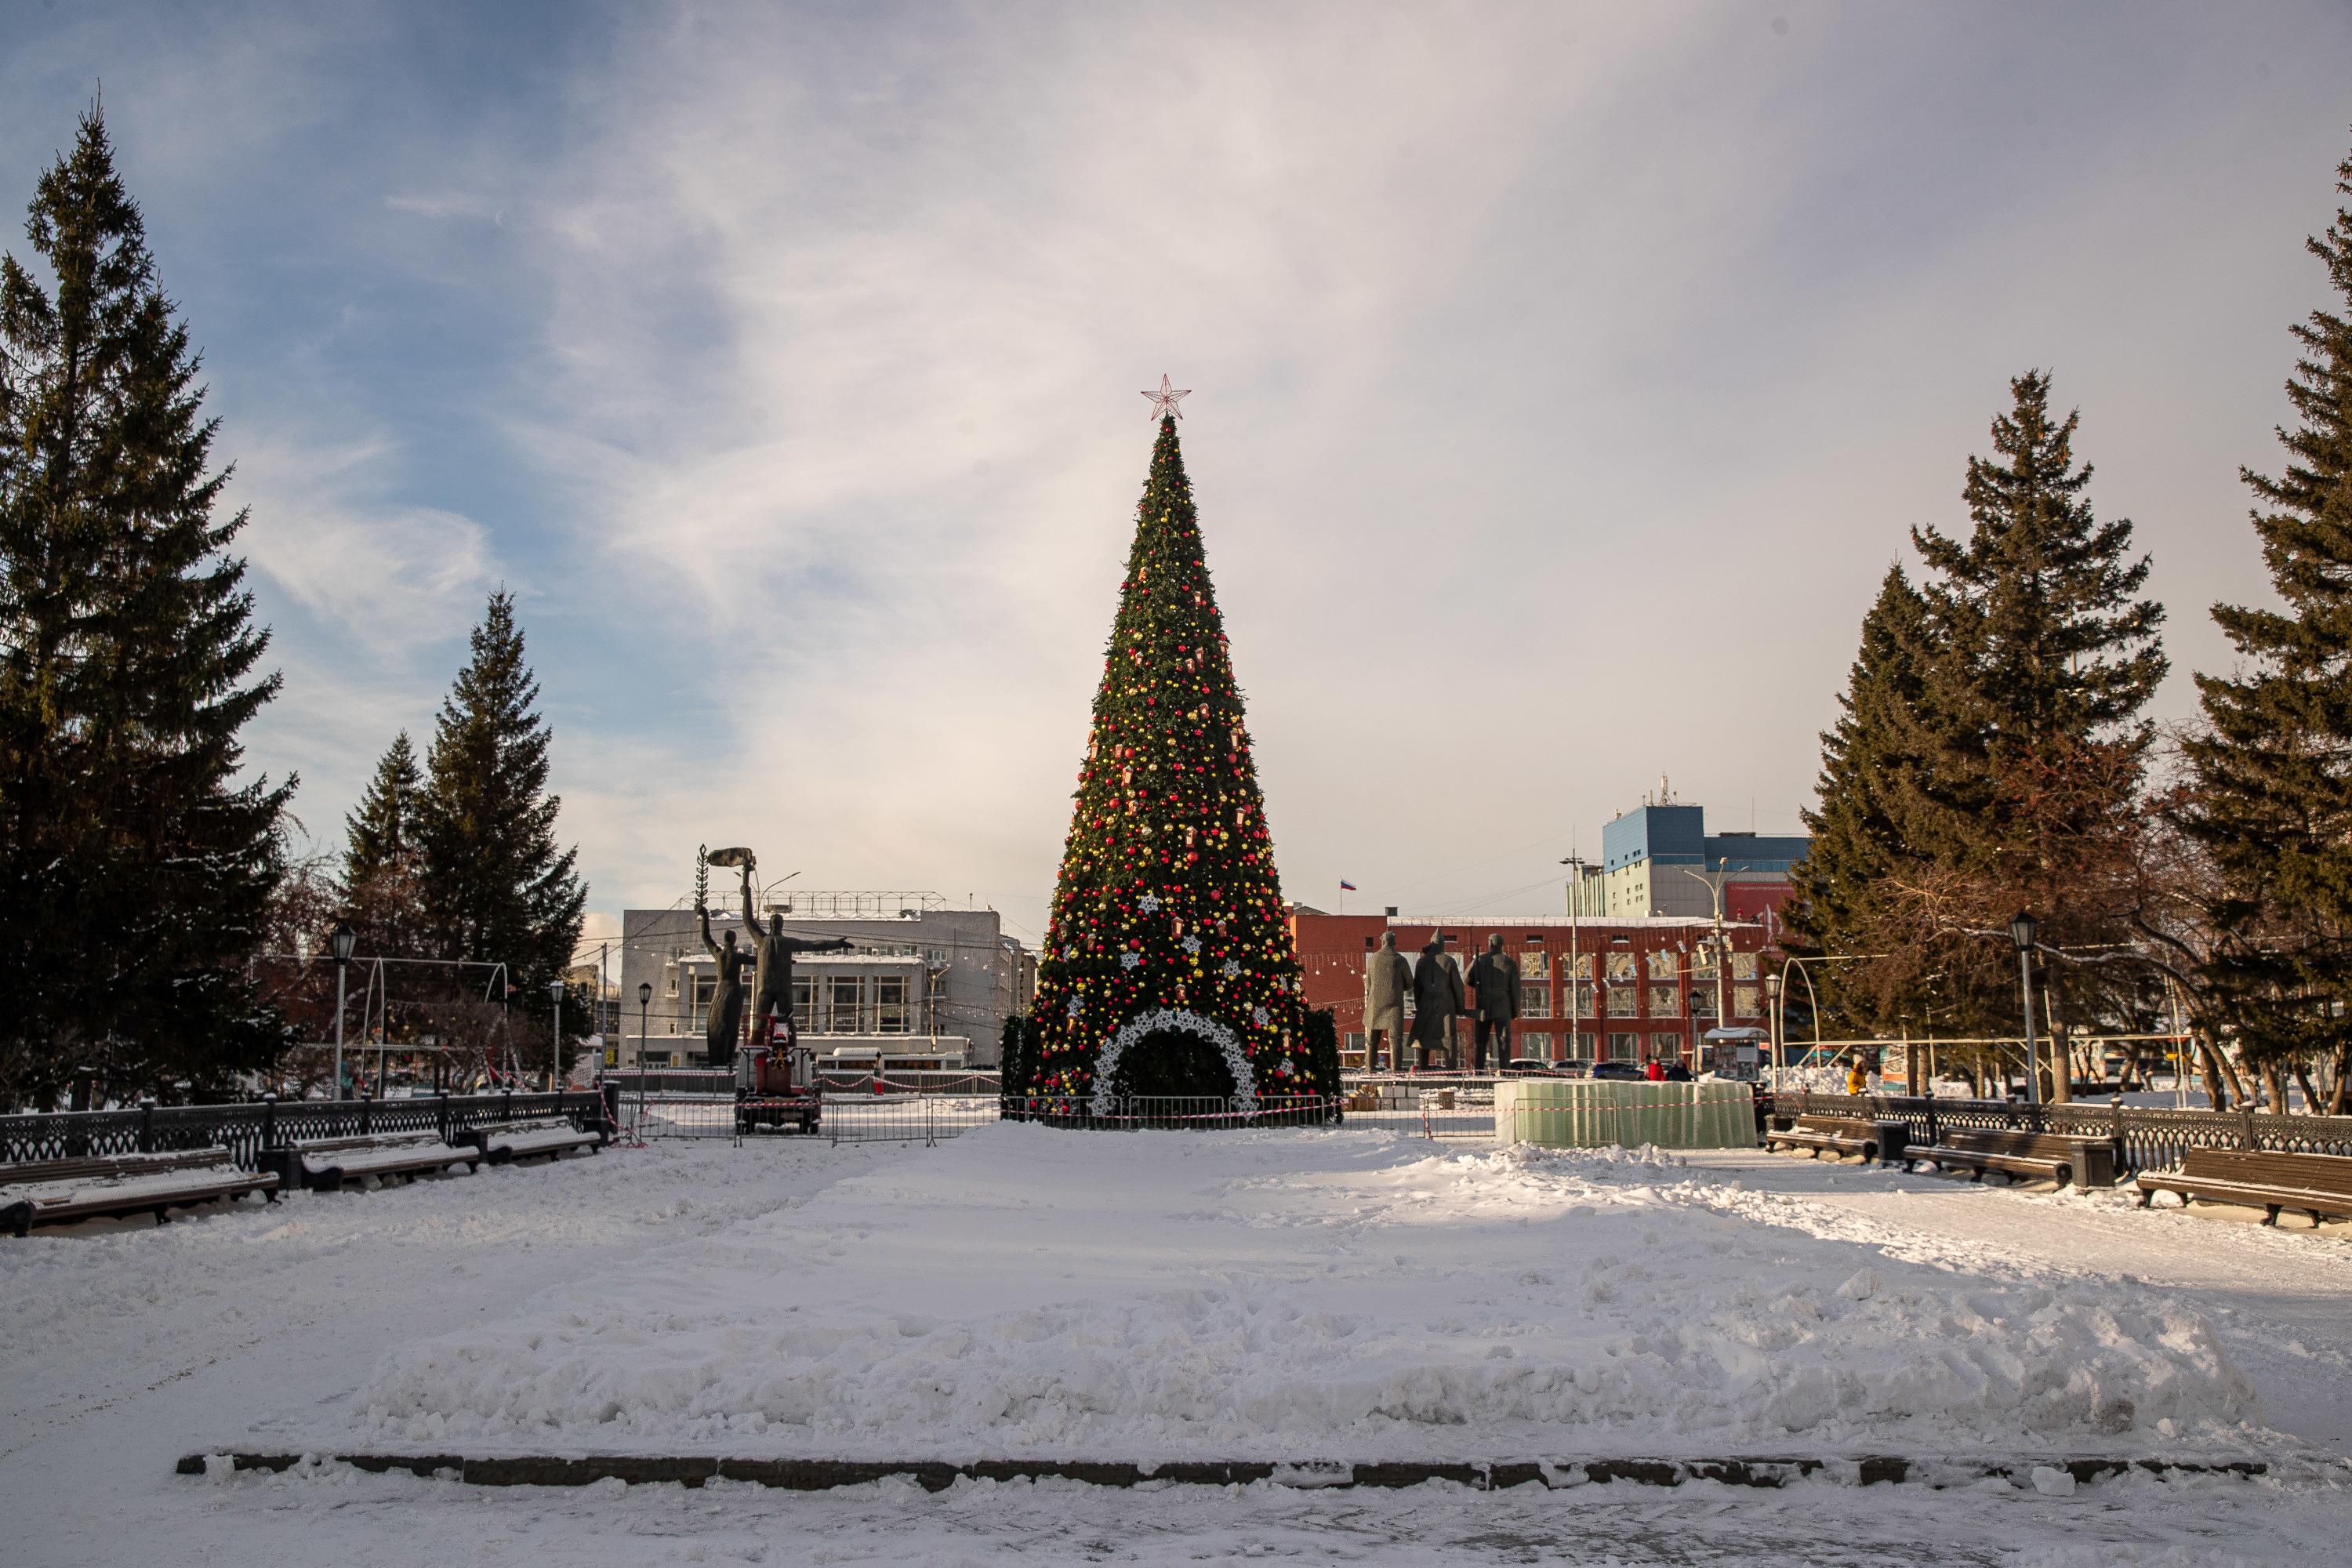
1339,880,1357,891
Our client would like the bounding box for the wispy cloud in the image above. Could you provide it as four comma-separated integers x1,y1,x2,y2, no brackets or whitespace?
233,437,498,660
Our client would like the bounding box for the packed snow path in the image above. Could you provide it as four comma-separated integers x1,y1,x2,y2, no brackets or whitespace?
3,1127,2347,1565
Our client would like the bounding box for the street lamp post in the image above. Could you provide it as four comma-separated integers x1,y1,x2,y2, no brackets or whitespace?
1765,971,1783,1089
329,920,357,1099
1673,865,1730,1071
2010,911,2041,1105
548,978,566,1091
637,981,652,1138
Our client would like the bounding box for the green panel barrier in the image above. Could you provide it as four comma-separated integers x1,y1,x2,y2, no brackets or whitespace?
1494,1078,1758,1149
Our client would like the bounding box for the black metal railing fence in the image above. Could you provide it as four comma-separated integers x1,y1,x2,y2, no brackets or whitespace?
0,1091,605,1173
1769,1091,2352,1175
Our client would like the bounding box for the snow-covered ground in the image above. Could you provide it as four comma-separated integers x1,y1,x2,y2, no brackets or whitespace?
5,1126,2348,1564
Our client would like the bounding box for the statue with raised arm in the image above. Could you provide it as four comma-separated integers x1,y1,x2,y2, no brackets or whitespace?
697,900,750,1069
739,860,852,1051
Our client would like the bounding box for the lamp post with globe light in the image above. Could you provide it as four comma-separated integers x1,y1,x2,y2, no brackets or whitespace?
329,921,357,1099
637,981,653,1138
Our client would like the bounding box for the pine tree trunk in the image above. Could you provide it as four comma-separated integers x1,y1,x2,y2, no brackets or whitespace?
2261,1064,2287,1112
2328,1045,2350,1116
2292,1064,2320,1116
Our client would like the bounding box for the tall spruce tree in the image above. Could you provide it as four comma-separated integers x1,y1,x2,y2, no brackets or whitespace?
2181,136,2352,1099
1905,374,2165,1041
344,730,420,889
1783,565,1933,1033
416,592,585,1019
342,729,427,960
0,109,292,1105
1026,412,1316,1109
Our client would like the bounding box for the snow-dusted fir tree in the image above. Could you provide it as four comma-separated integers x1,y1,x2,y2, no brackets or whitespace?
1024,397,1317,1111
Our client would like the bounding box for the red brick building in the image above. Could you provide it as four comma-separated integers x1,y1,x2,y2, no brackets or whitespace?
1287,910,1777,1072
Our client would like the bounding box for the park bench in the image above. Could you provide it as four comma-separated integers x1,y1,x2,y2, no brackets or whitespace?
467,1120,604,1165
2134,1147,2352,1227
1762,1114,1904,1164
260,1131,481,1192
0,1148,278,1236
1907,1128,2116,1188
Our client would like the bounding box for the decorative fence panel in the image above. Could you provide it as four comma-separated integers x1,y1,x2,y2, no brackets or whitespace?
1769,1092,2352,1175
0,1092,605,1173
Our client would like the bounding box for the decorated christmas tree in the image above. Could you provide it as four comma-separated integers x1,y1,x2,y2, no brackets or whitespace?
1026,387,1314,1113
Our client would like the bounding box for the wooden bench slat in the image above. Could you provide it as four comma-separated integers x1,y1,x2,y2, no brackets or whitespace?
2135,1147,2352,1224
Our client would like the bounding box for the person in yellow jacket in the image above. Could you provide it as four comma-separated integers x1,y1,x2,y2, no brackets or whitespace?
1846,1058,1869,1096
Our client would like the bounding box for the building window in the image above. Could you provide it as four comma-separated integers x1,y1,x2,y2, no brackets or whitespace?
1521,948,1548,978
1606,985,1637,1018
665,964,680,998
1523,983,1552,1018
827,974,862,1033
1653,1030,1685,1059
1606,952,1637,984
874,974,909,1034
1574,1032,1600,1058
1345,1031,1365,1053
1568,953,1594,980
1691,948,1719,980
1691,989,1719,1019
1520,1032,1552,1058
1606,1032,1640,1062
1649,985,1680,1016
791,975,815,1034
1646,949,1678,982
1732,952,1759,982
1734,985,1761,1018
690,973,716,1033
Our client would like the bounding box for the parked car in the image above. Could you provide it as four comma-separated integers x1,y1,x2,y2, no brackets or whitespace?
1591,1061,1645,1081
1501,1058,1554,1075
1552,1059,1594,1078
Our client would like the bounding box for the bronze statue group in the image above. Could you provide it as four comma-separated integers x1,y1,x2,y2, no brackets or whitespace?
1363,931,1523,1072
698,856,851,1068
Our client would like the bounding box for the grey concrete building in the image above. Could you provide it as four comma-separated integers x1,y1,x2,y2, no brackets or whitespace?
609,892,1033,1070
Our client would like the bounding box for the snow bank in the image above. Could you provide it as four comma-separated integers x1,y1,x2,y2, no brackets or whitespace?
350,1125,2256,1461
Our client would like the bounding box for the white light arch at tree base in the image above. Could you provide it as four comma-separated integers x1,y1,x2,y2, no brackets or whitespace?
1090,1008,1260,1117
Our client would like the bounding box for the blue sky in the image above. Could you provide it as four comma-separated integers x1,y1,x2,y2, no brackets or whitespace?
5,2,2350,951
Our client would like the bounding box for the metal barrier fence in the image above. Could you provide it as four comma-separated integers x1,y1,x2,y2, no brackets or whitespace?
829,1095,1002,1145
608,1091,1358,1148
1001,1095,1347,1132
0,1091,607,1173
1771,1091,2352,1177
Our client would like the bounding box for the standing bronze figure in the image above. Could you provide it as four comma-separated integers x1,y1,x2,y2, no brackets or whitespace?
737,859,852,1052
696,904,750,1069
1363,930,1412,1072
1409,934,1465,1070
1465,933,1523,1071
